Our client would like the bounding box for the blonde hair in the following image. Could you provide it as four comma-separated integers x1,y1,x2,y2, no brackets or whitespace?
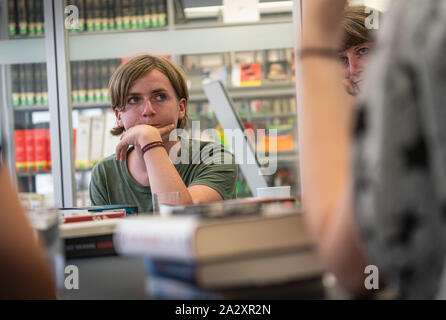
108,54,189,136
341,5,380,52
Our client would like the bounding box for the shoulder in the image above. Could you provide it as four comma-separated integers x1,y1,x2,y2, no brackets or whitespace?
91,154,121,178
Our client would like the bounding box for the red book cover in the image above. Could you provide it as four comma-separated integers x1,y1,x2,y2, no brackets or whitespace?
14,130,27,172
25,129,36,171
34,128,48,171
46,129,51,170
61,211,126,224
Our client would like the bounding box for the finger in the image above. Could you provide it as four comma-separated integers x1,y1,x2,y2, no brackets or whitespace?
121,145,127,162
158,124,175,138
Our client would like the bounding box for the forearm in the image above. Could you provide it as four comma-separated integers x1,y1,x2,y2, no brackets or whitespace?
299,0,371,295
300,56,354,238
143,147,193,205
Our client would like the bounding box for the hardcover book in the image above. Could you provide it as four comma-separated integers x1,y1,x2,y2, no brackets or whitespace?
114,203,310,263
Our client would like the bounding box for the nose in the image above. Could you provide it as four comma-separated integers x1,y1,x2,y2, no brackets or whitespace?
141,97,156,116
347,55,363,81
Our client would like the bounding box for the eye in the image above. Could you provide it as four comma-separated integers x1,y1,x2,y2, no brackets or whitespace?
358,47,369,55
154,93,167,102
339,56,348,66
127,96,139,104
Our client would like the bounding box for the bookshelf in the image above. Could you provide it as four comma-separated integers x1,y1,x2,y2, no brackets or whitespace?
0,0,300,207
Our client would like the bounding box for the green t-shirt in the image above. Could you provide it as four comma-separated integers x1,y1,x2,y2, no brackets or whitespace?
89,139,238,213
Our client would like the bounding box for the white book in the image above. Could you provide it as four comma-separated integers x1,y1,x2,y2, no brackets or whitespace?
90,115,105,165
113,207,311,263
75,115,92,169
102,110,121,158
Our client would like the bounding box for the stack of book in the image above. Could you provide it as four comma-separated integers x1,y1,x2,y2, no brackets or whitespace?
114,199,325,299
59,205,137,259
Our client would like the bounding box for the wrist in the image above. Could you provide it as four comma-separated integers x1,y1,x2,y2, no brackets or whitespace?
137,130,162,147
301,27,341,50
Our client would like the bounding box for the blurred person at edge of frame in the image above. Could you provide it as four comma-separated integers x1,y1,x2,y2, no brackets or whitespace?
339,5,382,97
299,0,446,299
0,145,56,299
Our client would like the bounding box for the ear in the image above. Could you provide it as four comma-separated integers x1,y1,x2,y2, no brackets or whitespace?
177,98,187,120
114,109,124,128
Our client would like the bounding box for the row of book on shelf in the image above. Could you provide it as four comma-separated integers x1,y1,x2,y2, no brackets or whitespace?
7,0,44,37
10,56,296,108
66,0,167,32
7,0,167,37
50,197,324,299
11,59,122,107
14,111,119,172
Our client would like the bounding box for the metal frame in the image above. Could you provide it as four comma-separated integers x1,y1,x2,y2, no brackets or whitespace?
203,80,268,195
44,0,75,207
292,0,303,200
0,0,16,181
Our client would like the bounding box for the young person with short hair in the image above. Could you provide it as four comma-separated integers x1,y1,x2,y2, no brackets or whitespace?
90,55,238,213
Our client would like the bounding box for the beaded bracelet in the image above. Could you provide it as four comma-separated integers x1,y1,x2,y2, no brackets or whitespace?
141,141,165,155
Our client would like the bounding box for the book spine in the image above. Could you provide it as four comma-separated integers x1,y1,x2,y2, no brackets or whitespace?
114,0,123,30
94,60,102,101
61,212,125,223
8,0,17,36
100,0,109,31
35,0,44,35
24,64,35,105
142,0,152,28
114,218,196,261
25,127,36,171
85,0,95,32
144,257,199,285
77,0,86,32
34,63,43,105
41,63,48,104
78,61,87,102
93,0,102,31
129,0,138,29
46,128,51,170
107,0,116,30
86,60,95,102
11,64,21,106
17,0,28,35
28,0,36,35
64,234,117,259
71,61,79,102
101,60,109,101
18,64,26,105
34,125,49,171
122,0,131,29
145,275,219,300
14,130,27,172
158,0,167,27
150,0,158,27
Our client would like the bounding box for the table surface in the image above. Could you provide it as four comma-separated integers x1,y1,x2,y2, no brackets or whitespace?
62,255,148,300
61,254,331,300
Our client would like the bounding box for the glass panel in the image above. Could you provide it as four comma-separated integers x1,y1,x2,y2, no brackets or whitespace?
65,0,168,34
176,0,292,26
9,62,56,208
7,0,45,39
182,48,300,200
1,1,54,209
69,58,122,206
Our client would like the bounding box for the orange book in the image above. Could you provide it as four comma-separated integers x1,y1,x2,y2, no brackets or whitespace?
240,63,262,87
